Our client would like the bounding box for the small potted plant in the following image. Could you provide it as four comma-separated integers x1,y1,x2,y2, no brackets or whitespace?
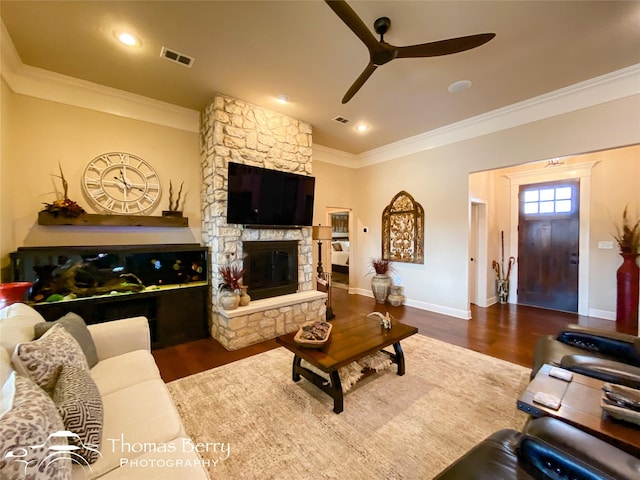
368,257,394,304
218,264,246,310
41,163,86,218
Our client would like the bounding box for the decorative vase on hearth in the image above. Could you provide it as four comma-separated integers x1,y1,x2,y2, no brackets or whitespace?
371,274,392,304
239,285,251,306
616,253,639,334
219,290,240,311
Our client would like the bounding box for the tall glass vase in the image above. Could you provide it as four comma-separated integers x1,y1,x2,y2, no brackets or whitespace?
616,253,639,334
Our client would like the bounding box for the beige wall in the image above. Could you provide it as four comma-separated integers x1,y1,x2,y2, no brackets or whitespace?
2,75,639,320
0,80,11,280
589,147,640,314
317,96,639,318
0,88,201,280
0,78,9,283
311,160,356,271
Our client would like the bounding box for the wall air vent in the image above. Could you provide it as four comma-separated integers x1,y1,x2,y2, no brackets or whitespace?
160,47,195,68
332,116,351,124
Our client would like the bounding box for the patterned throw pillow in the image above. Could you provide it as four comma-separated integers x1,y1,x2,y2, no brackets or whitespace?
53,366,103,464
34,312,99,368
12,324,89,394
0,375,71,480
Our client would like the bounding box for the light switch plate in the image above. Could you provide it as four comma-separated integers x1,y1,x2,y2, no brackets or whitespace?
598,241,614,250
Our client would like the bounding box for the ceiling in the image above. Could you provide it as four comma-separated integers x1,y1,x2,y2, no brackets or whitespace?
1,1,639,154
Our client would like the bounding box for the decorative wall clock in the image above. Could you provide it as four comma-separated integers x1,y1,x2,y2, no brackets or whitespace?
82,152,161,214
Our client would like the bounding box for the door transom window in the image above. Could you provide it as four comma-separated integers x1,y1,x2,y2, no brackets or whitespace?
522,185,574,215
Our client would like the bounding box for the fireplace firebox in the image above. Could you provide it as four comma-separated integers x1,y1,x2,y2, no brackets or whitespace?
243,241,298,300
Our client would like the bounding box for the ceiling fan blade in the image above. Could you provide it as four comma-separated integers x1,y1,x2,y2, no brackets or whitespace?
396,33,495,58
342,63,377,104
325,0,380,52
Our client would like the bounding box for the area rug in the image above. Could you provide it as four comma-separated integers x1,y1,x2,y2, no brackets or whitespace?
167,335,531,479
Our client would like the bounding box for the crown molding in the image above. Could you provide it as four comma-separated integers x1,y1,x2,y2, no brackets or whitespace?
354,63,640,168
312,144,358,168
2,18,637,160
0,20,199,133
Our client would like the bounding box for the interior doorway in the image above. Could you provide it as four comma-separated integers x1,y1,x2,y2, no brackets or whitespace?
469,201,489,307
325,207,351,289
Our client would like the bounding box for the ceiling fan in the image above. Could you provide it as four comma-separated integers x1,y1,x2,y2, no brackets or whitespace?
325,0,496,104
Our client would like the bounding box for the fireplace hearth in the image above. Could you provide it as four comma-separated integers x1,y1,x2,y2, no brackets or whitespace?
243,241,298,300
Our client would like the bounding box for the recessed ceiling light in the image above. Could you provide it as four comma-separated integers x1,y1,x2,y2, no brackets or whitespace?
276,94,290,104
356,124,369,132
448,80,472,93
118,32,138,46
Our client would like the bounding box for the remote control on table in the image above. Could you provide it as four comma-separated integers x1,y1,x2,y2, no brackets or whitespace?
533,391,561,410
549,366,573,382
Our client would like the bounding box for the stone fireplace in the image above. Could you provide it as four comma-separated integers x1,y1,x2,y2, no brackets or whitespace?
200,94,326,350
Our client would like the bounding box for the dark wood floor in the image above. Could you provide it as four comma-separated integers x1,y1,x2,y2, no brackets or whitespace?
153,287,617,382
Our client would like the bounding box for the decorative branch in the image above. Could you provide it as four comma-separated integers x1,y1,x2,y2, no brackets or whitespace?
168,180,184,211
613,205,640,254
54,162,69,200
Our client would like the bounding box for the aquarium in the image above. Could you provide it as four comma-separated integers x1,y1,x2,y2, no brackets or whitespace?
11,244,207,303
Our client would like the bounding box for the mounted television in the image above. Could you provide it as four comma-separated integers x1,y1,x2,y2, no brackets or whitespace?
227,162,315,227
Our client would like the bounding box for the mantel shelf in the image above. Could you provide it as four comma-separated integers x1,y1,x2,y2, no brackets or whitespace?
38,211,189,227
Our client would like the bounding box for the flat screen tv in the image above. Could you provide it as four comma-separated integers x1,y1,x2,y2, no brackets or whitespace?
227,162,315,227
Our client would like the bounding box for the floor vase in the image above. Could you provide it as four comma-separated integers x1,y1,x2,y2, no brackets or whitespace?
387,285,404,306
616,253,639,334
371,274,391,304
497,280,509,304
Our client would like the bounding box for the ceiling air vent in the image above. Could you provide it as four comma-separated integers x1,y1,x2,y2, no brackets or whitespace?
160,47,195,68
332,116,351,124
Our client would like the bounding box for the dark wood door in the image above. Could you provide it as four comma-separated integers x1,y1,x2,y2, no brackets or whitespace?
518,180,579,312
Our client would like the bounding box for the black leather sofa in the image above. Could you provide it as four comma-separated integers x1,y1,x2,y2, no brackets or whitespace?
531,324,640,388
433,416,640,480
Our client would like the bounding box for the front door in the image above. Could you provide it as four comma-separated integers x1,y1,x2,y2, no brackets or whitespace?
517,180,579,312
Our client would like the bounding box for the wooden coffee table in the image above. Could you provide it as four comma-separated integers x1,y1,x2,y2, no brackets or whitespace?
276,315,418,413
517,364,640,455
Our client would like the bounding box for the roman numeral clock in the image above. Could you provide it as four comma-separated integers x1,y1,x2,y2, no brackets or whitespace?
82,152,161,215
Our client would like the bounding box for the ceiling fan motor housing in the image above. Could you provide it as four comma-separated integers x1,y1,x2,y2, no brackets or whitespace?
374,16,391,36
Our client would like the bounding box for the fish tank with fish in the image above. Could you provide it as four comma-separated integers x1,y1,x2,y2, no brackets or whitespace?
10,244,208,303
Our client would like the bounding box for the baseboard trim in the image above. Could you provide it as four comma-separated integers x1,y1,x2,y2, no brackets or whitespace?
588,309,616,321
352,288,470,320
405,299,471,320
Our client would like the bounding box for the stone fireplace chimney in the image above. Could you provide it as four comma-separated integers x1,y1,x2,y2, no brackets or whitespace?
200,94,326,350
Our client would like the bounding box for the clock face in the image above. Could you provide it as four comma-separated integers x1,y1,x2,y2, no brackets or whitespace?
82,152,161,214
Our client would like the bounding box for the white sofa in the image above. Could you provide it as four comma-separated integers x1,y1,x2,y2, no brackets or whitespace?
0,302,210,480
